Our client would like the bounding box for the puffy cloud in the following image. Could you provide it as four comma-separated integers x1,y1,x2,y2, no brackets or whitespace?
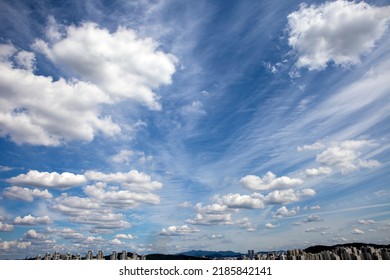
297,141,325,152
214,193,264,209
111,150,134,164
316,140,381,174
358,219,375,225
7,170,86,189
186,212,233,226
13,215,52,225
179,201,193,208
181,101,207,117
305,167,332,177
115,233,134,239
351,228,365,235
305,226,329,233
60,228,84,240
194,203,228,213
84,184,160,208
110,238,122,245
302,215,323,223
287,1,390,70
0,241,31,251
84,170,162,192
272,206,299,219
33,21,177,110
263,188,316,204
3,186,52,201
159,225,200,236
69,212,130,233
265,223,277,229
236,218,256,232
239,171,303,191
0,44,119,146
0,222,14,232
23,229,47,240
53,194,101,216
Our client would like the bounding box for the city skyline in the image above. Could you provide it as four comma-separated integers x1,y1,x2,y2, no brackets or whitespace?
1,0,390,259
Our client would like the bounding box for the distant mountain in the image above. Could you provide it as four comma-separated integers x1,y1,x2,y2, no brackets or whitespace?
304,243,390,254
146,254,209,260
179,250,243,259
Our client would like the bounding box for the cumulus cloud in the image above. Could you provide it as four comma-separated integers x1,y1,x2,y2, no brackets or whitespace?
214,193,265,209
236,218,256,232
358,219,375,225
23,229,47,240
69,212,130,233
33,21,177,110
111,150,134,164
0,19,177,146
297,141,325,152
110,238,122,245
0,43,119,146
13,215,52,225
239,171,303,191
0,241,31,251
0,222,14,232
179,201,193,208
60,228,84,240
3,186,52,202
351,228,365,235
316,140,381,174
159,225,200,236
7,170,86,189
263,188,316,204
302,215,323,223
305,167,332,177
115,233,134,239
84,170,162,192
287,1,390,70
186,212,233,226
53,194,101,216
84,184,160,208
265,223,277,229
272,206,299,219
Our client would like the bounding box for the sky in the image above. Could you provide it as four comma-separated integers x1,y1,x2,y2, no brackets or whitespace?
0,0,390,259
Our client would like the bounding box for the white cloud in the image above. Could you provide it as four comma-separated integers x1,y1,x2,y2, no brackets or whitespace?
69,212,130,233
181,101,207,117
186,212,233,226
115,233,134,239
23,229,47,240
84,184,160,208
53,194,101,216
316,140,381,174
358,219,375,225
13,214,52,225
239,171,303,191
33,21,177,110
0,222,14,232
297,141,325,152
264,188,316,205
84,170,162,192
214,193,264,209
159,225,199,236
194,203,228,213
305,167,332,177
60,228,84,240
0,241,31,251
110,238,122,245
236,218,256,232
265,223,277,229
287,1,390,70
3,186,52,201
0,165,13,172
272,206,298,219
302,215,323,223
179,201,193,208
111,150,134,164
351,228,365,235
0,44,119,146
7,170,87,189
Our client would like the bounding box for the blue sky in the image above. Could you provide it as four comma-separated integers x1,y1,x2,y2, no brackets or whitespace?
0,0,390,259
